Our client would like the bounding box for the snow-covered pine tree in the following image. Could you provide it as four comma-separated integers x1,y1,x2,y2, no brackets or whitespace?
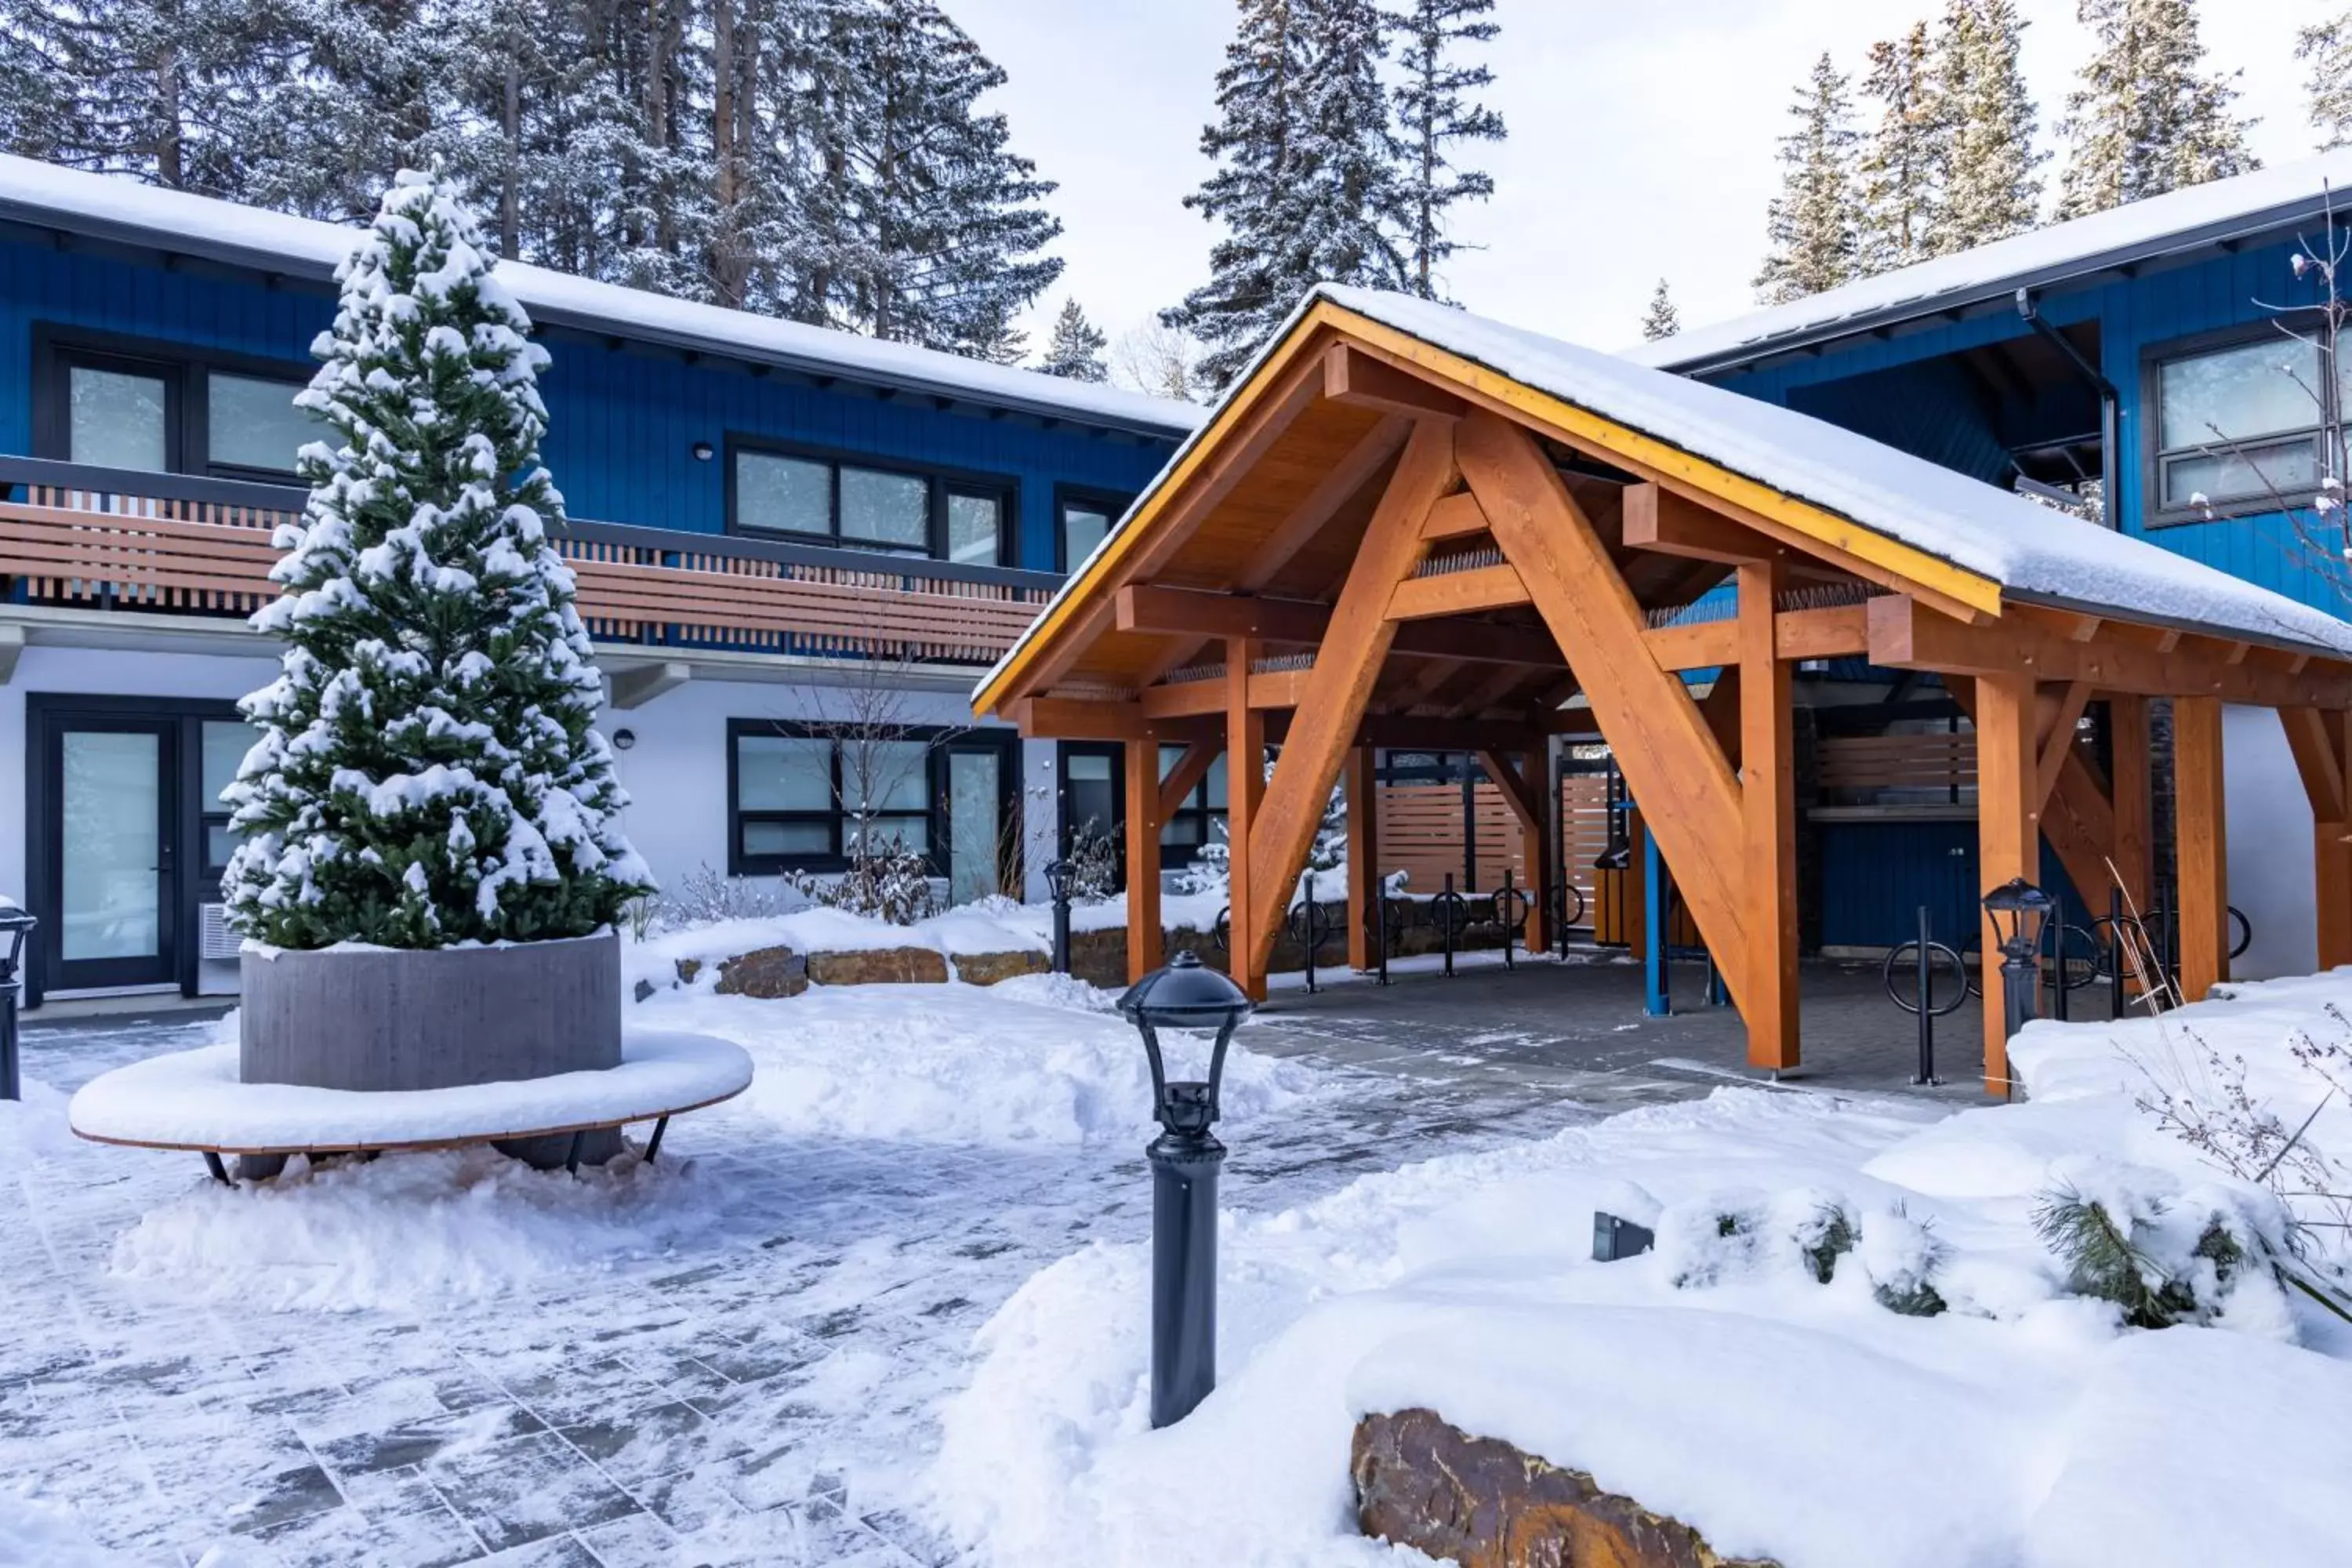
2056,0,2256,220
1933,0,2045,253
2299,8,2352,152
1857,21,1947,277
1640,278,1680,341
1040,297,1110,381
223,170,652,949
1753,52,1860,305
1391,0,1504,300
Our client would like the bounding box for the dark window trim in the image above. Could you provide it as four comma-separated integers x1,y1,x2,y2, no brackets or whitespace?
1156,740,1225,869
726,717,1020,884
32,322,317,482
1053,483,1134,574
724,432,1017,567
2140,314,2337,529
1056,740,1126,887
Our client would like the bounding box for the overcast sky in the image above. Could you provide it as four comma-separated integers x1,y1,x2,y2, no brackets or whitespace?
954,0,2333,365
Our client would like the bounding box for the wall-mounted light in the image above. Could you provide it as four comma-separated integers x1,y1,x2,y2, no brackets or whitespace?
612,728,637,752
691,441,714,462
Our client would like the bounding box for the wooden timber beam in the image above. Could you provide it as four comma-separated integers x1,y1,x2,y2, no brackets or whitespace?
1454,412,1751,990
1236,415,1414,595
1227,636,1269,998
1621,484,1846,584
1323,343,1468,421
2033,680,2094,810
2107,695,2154,913
1421,491,1490,541
1976,673,2038,1096
1739,559,1799,1071
1478,746,1553,951
1867,595,2352,708
1117,583,1566,669
2281,706,2352,971
1158,737,1220,823
1004,695,1153,740
2175,695,2230,1002
1949,679,2117,925
1644,603,1871,673
1345,745,1379,971
1124,728,1165,983
1243,421,1461,989
1386,563,1531,620
1139,668,1310,719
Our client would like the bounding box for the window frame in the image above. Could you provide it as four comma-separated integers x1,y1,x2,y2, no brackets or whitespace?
725,717,1020,884
1156,741,1227,869
1053,484,1134,574
31,324,318,482
724,434,1017,566
2140,318,2341,529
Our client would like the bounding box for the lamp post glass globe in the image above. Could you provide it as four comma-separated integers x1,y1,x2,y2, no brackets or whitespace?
1044,858,1072,905
1982,877,2056,962
1118,950,1252,1137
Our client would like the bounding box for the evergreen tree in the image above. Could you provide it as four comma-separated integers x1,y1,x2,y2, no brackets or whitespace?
2056,0,2256,220
1391,0,1503,300
223,171,651,949
1754,53,1860,305
1857,20,1947,276
1169,0,1408,390
1040,297,1109,381
1640,278,1679,341
1934,0,2045,253
2298,8,2352,153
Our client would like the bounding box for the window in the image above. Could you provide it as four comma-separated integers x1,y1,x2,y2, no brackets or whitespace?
2149,330,2342,521
728,720,1018,887
729,440,1011,565
37,329,322,480
1159,743,1228,865
1057,488,1131,572
198,720,250,873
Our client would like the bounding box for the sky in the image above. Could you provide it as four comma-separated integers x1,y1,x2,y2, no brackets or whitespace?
954,0,2335,369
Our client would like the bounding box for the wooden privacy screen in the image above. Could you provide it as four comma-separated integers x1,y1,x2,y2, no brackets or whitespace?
0,488,1049,666
1816,730,1976,800
1374,781,1526,893
1559,773,1612,906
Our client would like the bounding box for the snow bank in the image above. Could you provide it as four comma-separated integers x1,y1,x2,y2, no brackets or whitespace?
0,1489,114,1568
931,976,2352,1567
0,1074,78,1168
634,978,1319,1149
107,1145,725,1313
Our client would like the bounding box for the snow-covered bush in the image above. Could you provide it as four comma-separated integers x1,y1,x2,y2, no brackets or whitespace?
223,169,649,949
1659,1187,1947,1316
2031,1160,2292,1333
1063,820,1119,904
655,864,797,929
811,835,941,926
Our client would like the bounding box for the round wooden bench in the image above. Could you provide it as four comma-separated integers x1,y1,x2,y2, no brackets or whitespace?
67,1029,754,1183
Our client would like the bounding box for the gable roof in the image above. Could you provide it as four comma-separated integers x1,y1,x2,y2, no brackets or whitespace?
0,155,1200,441
1629,152,2352,377
976,285,2352,713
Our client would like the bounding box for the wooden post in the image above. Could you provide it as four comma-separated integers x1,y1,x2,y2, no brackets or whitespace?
2284,708,2352,971
1345,745,1379,971
1478,748,1550,954
2107,695,2154,913
1124,731,1164,984
1975,672,2038,1096
1737,561,1799,1071
2174,695,2229,1002
1226,635,1269,998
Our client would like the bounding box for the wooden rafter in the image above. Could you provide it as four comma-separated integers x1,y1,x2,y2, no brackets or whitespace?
1158,737,1221,822
1645,603,1871,672
1323,344,1468,420
1386,564,1530,620
1116,583,1565,669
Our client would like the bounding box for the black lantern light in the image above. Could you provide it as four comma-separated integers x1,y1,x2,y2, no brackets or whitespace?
0,902,38,1102
1117,951,1254,1428
1044,857,1074,975
1982,877,2056,1049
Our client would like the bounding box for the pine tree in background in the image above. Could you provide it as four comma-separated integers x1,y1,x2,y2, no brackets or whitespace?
1040,298,1109,381
223,171,651,949
2056,0,2256,220
1754,53,1860,305
1934,0,2045,253
1857,21,1947,277
1640,278,1680,341
1391,0,1503,300
2299,9,2352,152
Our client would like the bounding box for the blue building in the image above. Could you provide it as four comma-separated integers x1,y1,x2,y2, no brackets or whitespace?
1632,152,2352,976
0,157,1197,1002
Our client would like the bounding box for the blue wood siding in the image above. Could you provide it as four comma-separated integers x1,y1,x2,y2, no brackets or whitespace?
0,235,1172,569
1816,818,2092,951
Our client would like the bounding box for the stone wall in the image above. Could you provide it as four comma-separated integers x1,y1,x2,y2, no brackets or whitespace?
1352,1408,1777,1568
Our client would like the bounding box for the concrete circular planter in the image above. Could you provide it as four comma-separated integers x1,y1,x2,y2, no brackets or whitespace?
240,931,622,1170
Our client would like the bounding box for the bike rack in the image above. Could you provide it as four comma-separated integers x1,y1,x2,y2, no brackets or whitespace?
1492,869,1532,971
1289,871,1337,993
1431,873,1470,978
1884,905,1969,1086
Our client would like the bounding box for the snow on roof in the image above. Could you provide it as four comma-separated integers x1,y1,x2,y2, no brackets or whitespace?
1630,152,2352,375
1327,284,2352,655
0,155,1200,440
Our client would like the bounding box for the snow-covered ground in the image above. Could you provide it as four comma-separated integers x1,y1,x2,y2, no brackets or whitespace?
929,972,2352,1568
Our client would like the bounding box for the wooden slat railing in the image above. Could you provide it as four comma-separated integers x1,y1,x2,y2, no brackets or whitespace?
1817,731,1976,798
0,456,1059,666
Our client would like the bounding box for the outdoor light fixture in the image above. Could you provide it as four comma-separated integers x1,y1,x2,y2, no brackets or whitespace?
1592,1211,1655,1262
1118,950,1254,1428
691,440,715,461
1044,858,1074,975
0,902,38,1102
1982,876,2056,1044
611,728,637,752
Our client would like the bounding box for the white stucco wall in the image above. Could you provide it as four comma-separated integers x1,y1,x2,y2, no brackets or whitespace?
2224,702,2318,982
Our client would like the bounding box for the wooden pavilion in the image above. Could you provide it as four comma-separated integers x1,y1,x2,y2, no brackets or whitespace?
972,288,2352,1094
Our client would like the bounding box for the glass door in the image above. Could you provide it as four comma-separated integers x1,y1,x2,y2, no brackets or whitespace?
46,717,178,990
946,747,1004,905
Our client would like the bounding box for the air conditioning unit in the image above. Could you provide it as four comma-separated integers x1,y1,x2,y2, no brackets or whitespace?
197,903,241,961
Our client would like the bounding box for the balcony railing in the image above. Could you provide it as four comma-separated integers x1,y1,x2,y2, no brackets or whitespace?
0,456,1059,666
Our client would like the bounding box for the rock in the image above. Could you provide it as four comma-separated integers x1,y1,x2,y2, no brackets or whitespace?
1068,928,1128,989
807,946,949,986
952,949,1050,986
1352,1409,1777,1568
713,946,808,998
675,957,704,985
633,977,657,1004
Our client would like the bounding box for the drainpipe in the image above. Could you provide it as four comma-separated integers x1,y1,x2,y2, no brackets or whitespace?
2017,288,2121,530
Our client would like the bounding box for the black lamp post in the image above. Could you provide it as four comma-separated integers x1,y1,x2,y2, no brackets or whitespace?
1044,858,1074,975
1982,877,2056,1044
0,903,36,1102
1118,950,1254,1428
